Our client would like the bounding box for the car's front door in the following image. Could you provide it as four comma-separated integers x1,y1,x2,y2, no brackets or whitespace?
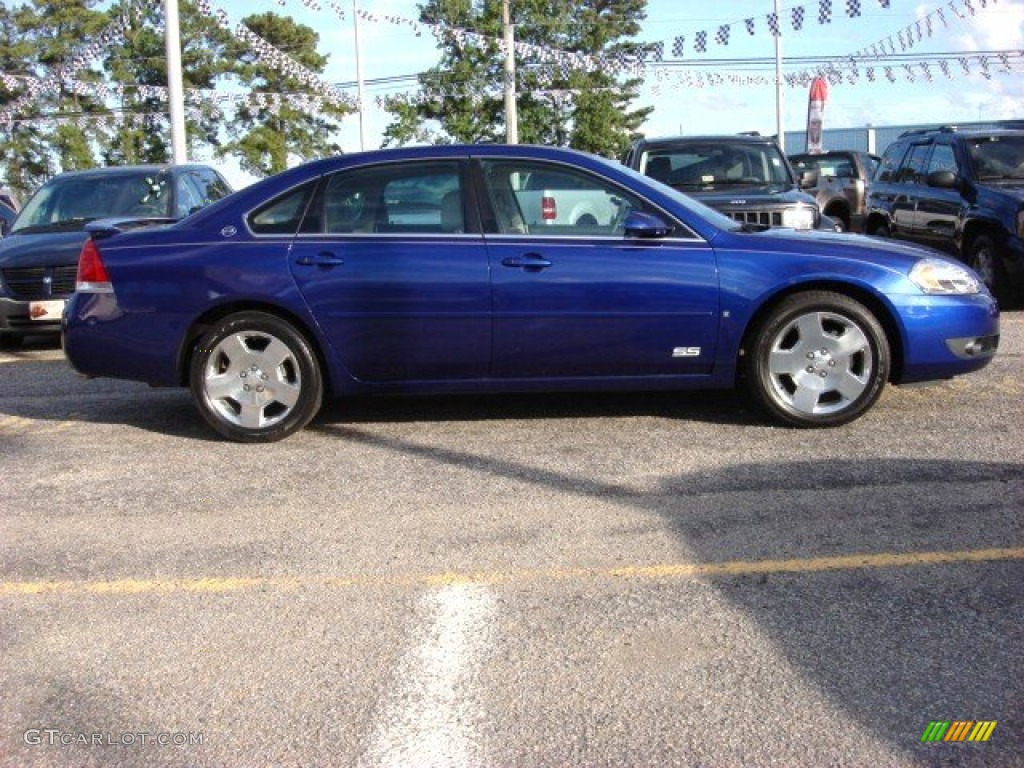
288,159,491,382
891,142,931,239
477,158,719,379
912,141,963,257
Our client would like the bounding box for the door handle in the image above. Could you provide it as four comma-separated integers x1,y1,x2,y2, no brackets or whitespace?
296,252,345,267
501,254,552,271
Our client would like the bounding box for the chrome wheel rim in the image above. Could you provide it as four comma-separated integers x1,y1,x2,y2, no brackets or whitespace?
767,311,873,416
202,331,302,430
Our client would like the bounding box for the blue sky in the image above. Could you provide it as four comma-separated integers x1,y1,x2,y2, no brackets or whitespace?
202,0,1023,180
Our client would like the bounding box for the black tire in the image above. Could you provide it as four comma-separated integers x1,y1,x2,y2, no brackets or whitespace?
966,234,1013,306
575,214,598,227
746,291,890,427
868,220,891,238
189,311,323,442
826,207,850,232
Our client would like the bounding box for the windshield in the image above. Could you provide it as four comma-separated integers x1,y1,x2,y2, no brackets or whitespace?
967,135,1024,180
641,143,794,189
12,170,172,234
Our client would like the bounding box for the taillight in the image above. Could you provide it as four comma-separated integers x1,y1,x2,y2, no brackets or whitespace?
541,195,557,221
76,238,114,293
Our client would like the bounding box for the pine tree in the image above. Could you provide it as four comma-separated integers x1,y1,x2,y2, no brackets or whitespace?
382,0,653,158
101,0,233,165
223,12,350,177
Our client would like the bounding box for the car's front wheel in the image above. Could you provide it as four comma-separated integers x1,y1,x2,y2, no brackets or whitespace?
747,292,890,427
189,311,323,442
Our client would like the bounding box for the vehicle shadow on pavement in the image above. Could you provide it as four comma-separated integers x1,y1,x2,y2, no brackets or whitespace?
311,422,1024,764
316,388,765,428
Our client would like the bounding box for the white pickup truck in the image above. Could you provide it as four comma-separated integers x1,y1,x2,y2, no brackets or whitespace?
511,169,623,230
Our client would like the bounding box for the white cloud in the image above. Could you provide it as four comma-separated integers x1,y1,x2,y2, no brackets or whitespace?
957,0,1024,50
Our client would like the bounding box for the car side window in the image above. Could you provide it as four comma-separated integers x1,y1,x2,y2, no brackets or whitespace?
192,170,232,206
174,174,203,218
320,161,463,235
248,181,317,235
925,144,959,177
898,144,931,184
875,142,909,182
479,160,639,237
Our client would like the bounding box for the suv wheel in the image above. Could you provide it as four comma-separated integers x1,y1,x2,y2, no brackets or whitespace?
867,220,890,238
966,234,1011,305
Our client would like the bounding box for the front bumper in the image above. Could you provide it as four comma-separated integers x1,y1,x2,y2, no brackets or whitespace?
892,292,1000,384
0,295,65,337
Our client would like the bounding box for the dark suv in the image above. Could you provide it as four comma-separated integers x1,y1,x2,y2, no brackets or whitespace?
623,134,831,231
864,126,1024,305
0,164,232,346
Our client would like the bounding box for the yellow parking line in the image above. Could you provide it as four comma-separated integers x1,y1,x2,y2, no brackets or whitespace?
2,547,1022,598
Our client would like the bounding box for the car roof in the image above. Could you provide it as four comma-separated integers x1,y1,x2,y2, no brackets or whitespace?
633,134,779,149
41,164,216,182
898,127,1024,141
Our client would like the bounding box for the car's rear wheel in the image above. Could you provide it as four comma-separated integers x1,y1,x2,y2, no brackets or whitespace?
966,234,1012,306
747,292,889,427
189,311,323,442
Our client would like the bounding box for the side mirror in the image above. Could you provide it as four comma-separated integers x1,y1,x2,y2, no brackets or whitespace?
798,170,819,189
927,170,959,189
623,211,672,238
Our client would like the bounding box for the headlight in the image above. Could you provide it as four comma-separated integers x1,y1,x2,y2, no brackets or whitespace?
781,207,816,230
909,259,980,295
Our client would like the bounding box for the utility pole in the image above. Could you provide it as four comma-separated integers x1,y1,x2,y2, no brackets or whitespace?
773,0,784,149
353,0,367,150
164,0,187,163
502,0,518,144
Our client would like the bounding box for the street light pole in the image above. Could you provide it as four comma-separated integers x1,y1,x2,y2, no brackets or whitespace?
502,0,518,144
164,0,187,163
773,0,784,149
353,0,367,151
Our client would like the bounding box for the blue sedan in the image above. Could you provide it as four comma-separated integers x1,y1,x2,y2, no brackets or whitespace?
63,145,999,442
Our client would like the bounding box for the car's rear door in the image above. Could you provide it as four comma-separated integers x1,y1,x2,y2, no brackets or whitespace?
477,157,719,379
288,157,491,382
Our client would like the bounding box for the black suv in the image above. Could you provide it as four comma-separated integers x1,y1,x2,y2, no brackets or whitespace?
0,164,232,347
623,134,831,231
864,126,1024,305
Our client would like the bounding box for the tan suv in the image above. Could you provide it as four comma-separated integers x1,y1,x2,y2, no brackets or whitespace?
788,151,880,233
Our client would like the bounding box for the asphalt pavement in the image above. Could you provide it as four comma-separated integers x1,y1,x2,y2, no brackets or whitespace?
1,312,1021,767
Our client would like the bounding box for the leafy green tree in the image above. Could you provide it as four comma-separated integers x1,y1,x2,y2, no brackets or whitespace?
382,0,653,158
223,12,349,177
101,0,233,165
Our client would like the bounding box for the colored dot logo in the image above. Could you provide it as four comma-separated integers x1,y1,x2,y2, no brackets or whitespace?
920,721,997,743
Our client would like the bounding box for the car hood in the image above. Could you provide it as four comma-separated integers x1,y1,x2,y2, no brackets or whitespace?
976,179,1024,199
713,227,951,272
0,230,88,268
681,185,816,207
